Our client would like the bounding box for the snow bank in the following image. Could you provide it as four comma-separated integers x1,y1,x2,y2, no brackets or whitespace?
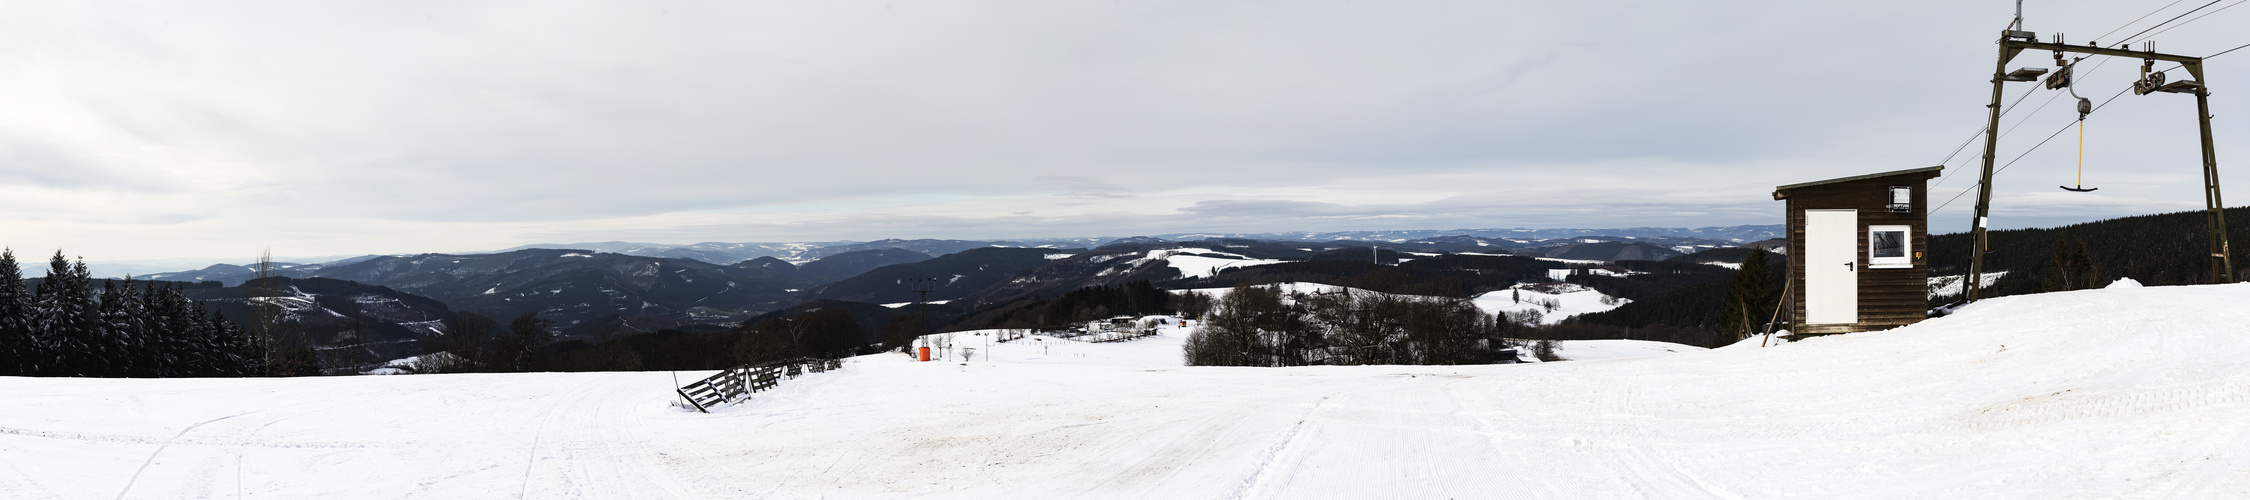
7,284,2250,498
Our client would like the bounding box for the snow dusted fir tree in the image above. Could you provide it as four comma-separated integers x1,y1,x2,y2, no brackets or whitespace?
33,252,102,376
0,248,263,378
1715,248,1777,343
0,249,34,375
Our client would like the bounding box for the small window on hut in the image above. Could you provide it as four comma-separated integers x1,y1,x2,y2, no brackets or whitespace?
1888,186,1913,213
1868,225,1911,269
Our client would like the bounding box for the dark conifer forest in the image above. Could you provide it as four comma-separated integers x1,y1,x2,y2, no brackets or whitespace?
1925,206,2250,303
0,249,266,377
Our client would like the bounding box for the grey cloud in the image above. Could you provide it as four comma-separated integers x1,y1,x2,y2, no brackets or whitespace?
1036,175,1136,200
3,1,2244,259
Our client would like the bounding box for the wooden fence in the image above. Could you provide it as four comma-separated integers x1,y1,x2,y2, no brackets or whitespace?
676,357,844,413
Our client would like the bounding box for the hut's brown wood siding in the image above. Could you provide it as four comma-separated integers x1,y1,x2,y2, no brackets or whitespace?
1779,171,1939,335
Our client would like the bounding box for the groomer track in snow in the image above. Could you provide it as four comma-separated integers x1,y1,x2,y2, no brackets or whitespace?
4,282,2249,497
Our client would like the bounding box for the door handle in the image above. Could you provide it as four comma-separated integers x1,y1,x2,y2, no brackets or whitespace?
1845,262,1855,271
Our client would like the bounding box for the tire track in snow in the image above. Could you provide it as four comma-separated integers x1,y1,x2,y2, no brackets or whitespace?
523,375,698,499
0,440,67,500
1947,378,2250,432
0,425,377,450
114,411,257,500
1455,377,1569,499
1596,382,1738,499
1081,397,1267,496
1229,392,1336,500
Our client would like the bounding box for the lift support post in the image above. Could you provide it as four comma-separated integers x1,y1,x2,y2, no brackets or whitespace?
1968,34,2233,301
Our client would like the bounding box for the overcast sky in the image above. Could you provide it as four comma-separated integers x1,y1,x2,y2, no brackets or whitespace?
5,0,2247,262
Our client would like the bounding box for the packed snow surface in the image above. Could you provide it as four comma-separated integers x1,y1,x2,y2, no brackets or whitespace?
7,285,2250,497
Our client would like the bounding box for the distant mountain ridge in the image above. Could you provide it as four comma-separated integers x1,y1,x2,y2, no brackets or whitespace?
96,225,1784,280
1152,225,1784,243
485,225,1784,265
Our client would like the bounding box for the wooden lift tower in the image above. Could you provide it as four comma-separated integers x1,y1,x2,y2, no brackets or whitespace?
1967,29,2234,300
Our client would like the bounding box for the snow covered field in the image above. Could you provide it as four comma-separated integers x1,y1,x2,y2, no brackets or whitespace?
1472,283,1629,324
7,283,2250,498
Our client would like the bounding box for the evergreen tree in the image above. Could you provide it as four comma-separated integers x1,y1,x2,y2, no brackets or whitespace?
34,253,103,376
211,309,258,376
185,299,227,376
0,249,32,376
1714,249,1777,345
98,277,152,377
149,285,201,377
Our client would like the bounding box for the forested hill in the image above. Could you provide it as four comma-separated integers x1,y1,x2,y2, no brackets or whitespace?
1926,206,2250,301
1567,207,2250,340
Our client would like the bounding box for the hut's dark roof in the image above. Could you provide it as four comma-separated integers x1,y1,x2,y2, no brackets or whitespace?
1773,166,1944,199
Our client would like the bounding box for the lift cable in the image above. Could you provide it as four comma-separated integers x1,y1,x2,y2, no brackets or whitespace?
1929,58,2117,191
2111,0,2227,47
1931,2,2221,188
1930,73,2156,216
2208,40,2250,58
1925,1,2249,217
1934,85,2042,167
1932,36,2250,216
2124,0,2249,47
2093,0,2188,44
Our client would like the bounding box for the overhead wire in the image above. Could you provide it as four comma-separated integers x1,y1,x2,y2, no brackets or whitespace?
1924,3,2245,221
2111,0,2227,47
2211,40,2250,58
2093,0,2188,43
1929,2,2210,189
2124,0,2249,46
1930,65,2173,216
1928,57,2116,192
1939,35,2250,216
1934,86,2040,168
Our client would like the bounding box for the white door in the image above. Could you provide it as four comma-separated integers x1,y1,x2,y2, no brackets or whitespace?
1805,209,1858,325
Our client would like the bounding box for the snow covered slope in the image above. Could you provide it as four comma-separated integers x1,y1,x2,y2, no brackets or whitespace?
1128,248,1282,279
1472,282,1628,324
5,284,2250,498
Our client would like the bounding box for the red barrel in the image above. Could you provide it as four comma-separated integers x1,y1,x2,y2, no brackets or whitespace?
918,347,931,362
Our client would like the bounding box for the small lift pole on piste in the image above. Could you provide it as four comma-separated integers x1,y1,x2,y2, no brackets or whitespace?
1968,26,2234,301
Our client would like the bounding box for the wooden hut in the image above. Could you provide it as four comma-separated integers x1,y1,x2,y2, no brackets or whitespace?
1772,166,1943,335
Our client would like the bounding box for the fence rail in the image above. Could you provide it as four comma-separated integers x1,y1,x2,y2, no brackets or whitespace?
676,357,844,413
